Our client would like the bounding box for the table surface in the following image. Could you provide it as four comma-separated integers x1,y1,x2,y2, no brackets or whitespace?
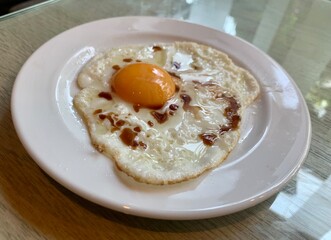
0,0,330,239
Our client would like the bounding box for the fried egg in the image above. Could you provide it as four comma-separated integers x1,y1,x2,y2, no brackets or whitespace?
73,42,260,185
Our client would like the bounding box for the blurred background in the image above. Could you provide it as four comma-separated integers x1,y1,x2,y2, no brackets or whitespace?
0,0,48,15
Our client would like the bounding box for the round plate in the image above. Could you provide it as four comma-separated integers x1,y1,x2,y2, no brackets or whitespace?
11,16,311,220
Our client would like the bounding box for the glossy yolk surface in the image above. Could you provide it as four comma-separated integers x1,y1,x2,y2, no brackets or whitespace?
111,63,175,108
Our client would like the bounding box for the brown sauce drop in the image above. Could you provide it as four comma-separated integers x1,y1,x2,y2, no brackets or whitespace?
179,93,201,119
199,133,218,146
221,95,240,111
219,125,231,135
136,59,142,62
180,94,192,111
151,111,168,124
93,109,102,115
98,114,106,120
224,107,232,117
169,104,179,111
115,120,126,127
175,84,180,92
106,113,119,127
231,115,241,129
123,58,133,62
98,92,112,100
133,126,141,132
148,121,154,127
133,104,141,113
168,104,179,116
139,141,147,149
219,95,241,135
120,128,138,148
112,65,120,71
152,45,162,52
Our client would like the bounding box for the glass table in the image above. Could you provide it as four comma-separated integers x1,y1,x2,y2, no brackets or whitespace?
0,0,330,239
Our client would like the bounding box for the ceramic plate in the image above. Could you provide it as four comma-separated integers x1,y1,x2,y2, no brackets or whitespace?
11,17,311,220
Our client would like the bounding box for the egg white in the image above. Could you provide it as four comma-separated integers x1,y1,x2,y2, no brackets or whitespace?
73,42,260,184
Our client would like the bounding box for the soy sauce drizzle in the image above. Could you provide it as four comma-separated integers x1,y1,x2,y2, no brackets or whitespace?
98,92,112,100
98,114,106,120
151,111,168,124
112,65,121,71
123,58,133,62
180,94,191,111
220,95,241,135
199,133,218,146
133,104,141,113
119,128,146,149
199,94,241,146
169,104,179,111
120,128,138,149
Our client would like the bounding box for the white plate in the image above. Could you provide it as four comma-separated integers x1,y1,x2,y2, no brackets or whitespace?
11,16,311,220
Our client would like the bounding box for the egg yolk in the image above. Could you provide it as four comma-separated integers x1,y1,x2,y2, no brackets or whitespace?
111,63,175,109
